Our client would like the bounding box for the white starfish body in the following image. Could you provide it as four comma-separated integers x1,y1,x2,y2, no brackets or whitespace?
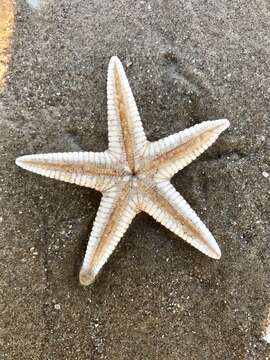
16,56,230,286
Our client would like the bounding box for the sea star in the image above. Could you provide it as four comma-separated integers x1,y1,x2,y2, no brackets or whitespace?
16,56,230,286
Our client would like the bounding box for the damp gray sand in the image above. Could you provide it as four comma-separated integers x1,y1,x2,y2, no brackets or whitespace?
0,1,269,359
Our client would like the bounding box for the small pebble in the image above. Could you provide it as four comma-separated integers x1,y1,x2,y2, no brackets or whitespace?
262,171,269,178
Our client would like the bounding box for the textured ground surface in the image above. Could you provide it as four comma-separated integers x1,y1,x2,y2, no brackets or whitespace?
1,1,270,359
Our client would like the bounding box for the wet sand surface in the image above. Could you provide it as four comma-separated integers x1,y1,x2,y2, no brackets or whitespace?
0,1,269,359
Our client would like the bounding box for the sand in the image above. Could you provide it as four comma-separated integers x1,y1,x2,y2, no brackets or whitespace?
0,1,269,358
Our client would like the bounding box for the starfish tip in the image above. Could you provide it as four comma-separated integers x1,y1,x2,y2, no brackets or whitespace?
217,118,230,132
211,246,222,260
79,269,96,286
222,118,230,128
15,155,32,171
15,156,24,168
109,55,121,66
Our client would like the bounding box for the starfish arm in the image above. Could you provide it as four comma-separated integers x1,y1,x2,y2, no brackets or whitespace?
138,179,221,259
140,119,229,178
15,151,125,192
107,56,147,170
79,183,138,285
